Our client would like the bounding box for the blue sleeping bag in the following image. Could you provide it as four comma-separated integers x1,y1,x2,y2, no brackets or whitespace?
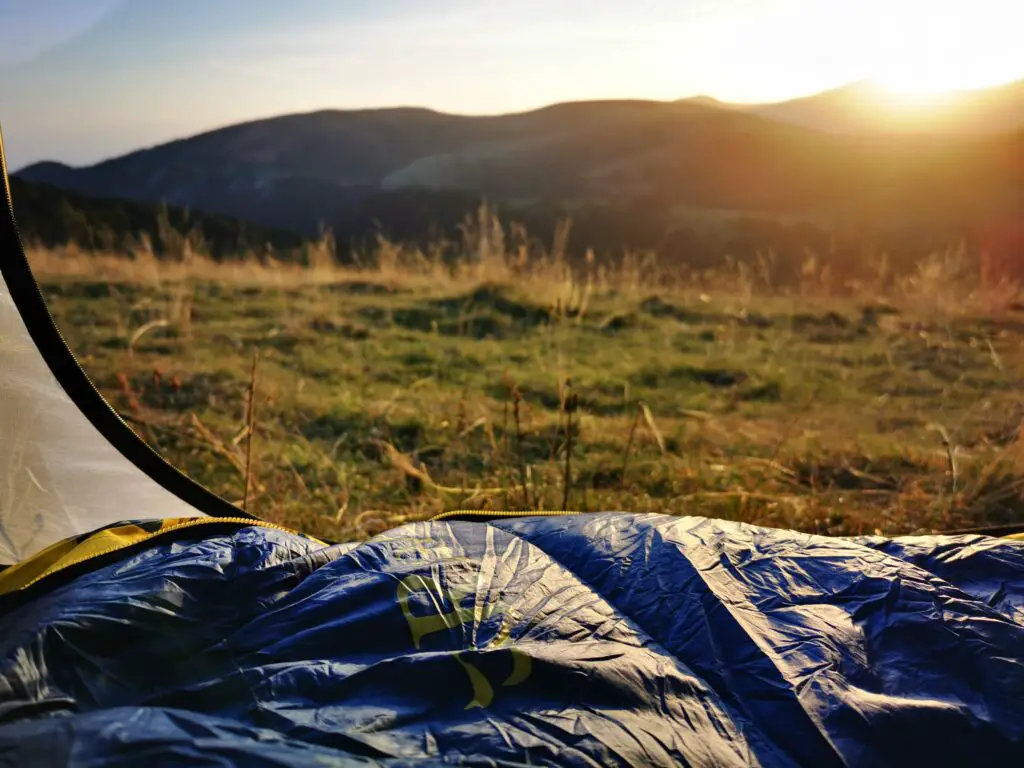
1,512,1023,766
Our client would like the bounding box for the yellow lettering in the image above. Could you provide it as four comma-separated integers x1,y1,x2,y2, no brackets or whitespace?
454,653,495,710
503,648,532,687
397,574,498,649
397,573,532,708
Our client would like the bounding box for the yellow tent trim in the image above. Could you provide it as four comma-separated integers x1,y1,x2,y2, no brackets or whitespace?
0,517,322,597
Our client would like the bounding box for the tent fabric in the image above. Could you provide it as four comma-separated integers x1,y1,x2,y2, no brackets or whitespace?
0,269,203,565
1,513,1022,767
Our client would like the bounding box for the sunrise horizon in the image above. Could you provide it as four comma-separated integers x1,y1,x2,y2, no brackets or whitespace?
2,0,1022,168
10,70,1021,174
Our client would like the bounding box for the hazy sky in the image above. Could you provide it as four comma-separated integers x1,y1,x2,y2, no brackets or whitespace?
0,0,1021,169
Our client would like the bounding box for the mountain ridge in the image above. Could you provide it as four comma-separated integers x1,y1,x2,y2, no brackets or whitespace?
17,76,1024,177
13,82,1022,255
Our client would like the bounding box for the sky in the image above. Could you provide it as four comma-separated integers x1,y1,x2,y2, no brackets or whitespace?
0,0,1021,169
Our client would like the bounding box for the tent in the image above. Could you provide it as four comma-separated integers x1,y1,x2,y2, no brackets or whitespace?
2,128,1024,768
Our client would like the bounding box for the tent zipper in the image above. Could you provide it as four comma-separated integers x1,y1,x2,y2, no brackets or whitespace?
430,509,582,522
21,517,313,591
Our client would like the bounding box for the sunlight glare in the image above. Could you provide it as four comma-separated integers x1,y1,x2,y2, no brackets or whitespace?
857,0,1022,97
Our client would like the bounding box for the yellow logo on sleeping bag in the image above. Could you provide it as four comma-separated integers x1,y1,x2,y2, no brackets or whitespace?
397,574,532,709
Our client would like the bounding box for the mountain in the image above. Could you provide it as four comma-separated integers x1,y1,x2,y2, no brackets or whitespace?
12,132,1022,281
18,100,848,232
748,79,1024,137
676,95,746,110
13,95,1023,263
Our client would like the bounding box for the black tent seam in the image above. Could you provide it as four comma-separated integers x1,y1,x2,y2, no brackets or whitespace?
0,123,256,524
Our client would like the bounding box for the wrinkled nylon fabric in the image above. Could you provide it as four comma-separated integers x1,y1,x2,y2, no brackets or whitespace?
0,513,1022,766
0,270,200,564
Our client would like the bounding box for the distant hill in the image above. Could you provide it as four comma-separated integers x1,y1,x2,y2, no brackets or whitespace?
15,93,1023,241
11,132,1023,285
11,85,1023,279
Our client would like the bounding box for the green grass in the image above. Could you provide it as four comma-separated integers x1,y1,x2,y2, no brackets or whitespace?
30,245,1024,543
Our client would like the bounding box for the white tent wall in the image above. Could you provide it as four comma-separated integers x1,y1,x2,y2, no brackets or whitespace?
0,268,203,564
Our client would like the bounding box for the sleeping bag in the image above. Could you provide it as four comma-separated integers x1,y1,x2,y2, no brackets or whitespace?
1,512,1022,767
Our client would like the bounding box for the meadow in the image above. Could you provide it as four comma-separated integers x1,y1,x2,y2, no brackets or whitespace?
26,214,1024,543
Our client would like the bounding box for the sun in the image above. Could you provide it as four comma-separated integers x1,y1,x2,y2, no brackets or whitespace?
855,0,1023,98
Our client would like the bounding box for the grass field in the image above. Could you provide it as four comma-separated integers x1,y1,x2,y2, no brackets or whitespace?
26,229,1024,543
